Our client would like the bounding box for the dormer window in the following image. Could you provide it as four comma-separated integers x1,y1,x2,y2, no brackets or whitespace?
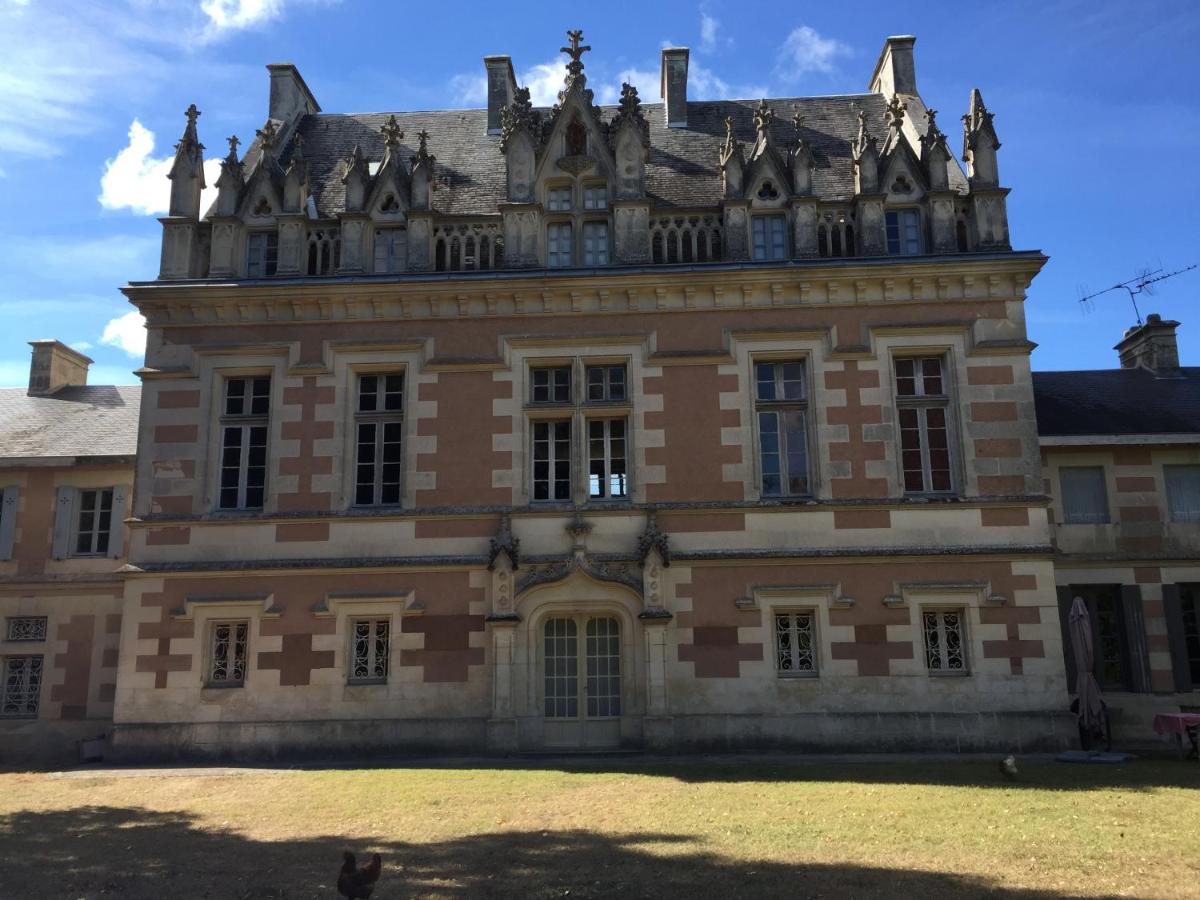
547,187,572,212
886,210,922,256
752,215,788,261
583,185,607,210
246,232,278,277
547,223,573,267
582,222,608,266
307,228,341,275
373,227,407,274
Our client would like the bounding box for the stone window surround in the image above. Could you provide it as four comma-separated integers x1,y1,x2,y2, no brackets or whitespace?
216,374,272,512
919,604,970,676
885,206,925,256
312,593,423,690
771,606,820,678
542,176,611,267
351,369,407,508
750,355,814,499
171,594,279,691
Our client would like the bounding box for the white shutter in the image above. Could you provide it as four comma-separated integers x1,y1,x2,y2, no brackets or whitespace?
51,486,76,560
0,486,18,560
108,485,130,559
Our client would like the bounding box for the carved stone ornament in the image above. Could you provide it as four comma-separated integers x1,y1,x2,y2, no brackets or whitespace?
753,99,775,136
499,86,539,154
886,94,908,131
852,108,877,159
720,115,744,164
381,114,404,149
636,511,671,567
256,119,279,152
610,82,650,149
487,512,520,571
411,129,436,170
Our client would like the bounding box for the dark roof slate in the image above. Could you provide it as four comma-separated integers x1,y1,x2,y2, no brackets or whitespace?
286,93,966,219
1033,367,1200,437
0,386,141,460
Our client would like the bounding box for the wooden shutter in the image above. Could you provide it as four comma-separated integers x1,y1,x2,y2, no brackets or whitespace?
51,486,76,560
1056,586,1077,693
1120,584,1153,694
1161,584,1193,693
108,485,130,560
0,485,18,560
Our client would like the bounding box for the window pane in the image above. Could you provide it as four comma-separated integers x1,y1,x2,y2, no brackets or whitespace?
894,358,916,396
583,222,608,265
358,375,378,412
1166,466,1200,523
782,409,809,495
1060,466,1109,524
225,378,246,415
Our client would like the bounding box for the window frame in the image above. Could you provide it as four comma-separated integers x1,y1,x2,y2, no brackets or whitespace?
348,617,391,685
752,358,811,498
921,606,969,676
581,220,609,266
1,654,43,718
885,208,923,256
72,487,114,557
372,226,408,274
1165,464,1200,523
206,620,250,688
352,371,406,508
217,375,272,512
245,230,279,278
1059,465,1111,525
751,214,789,261
5,617,47,643
772,608,819,678
892,354,956,496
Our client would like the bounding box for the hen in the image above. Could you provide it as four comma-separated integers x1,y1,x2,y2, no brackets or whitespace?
337,850,382,899
999,754,1019,780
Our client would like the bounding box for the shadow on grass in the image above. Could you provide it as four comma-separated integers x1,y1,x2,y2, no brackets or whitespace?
0,804,1068,899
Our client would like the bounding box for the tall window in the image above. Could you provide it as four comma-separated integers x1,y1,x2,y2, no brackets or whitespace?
886,210,922,255
350,618,390,683
73,489,113,556
755,361,809,497
774,611,816,676
246,232,278,277
1177,586,1200,685
1165,465,1200,523
582,221,609,266
547,223,573,267
219,377,270,510
373,227,407,274
208,621,248,687
529,362,630,503
1,656,42,717
894,357,953,494
354,373,404,506
1060,466,1109,524
922,609,967,673
1068,587,1131,691
306,228,340,275
752,215,788,261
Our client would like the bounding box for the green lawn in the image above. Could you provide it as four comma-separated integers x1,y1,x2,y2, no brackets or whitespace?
1,758,1197,898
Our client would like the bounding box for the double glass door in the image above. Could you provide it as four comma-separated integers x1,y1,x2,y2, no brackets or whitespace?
542,615,621,748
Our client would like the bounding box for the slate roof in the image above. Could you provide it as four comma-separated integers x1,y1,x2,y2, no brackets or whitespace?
0,386,141,461
1033,368,1200,437
282,93,967,219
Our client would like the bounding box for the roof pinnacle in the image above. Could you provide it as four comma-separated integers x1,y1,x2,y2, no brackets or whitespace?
381,115,404,149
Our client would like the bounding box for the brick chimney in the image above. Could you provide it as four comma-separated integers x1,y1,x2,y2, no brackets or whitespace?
1115,313,1181,376
28,340,92,396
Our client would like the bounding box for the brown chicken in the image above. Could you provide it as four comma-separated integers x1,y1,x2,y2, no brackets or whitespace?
337,850,382,899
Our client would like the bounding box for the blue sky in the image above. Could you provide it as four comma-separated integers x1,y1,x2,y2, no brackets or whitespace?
1,0,1197,387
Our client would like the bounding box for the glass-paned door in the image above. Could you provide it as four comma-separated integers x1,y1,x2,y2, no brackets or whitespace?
542,615,622,748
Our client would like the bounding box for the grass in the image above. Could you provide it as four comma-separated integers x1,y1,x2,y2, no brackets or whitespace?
0,757,1198,898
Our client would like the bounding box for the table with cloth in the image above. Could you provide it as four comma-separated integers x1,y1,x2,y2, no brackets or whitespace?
1153,713,1200,760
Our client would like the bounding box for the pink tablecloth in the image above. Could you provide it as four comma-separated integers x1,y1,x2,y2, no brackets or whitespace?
1153,713,1200,735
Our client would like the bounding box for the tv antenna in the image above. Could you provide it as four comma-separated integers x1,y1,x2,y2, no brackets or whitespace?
1078,263,1197,325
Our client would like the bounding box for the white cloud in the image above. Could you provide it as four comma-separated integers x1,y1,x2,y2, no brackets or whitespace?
699,13,720,53
201,0,284,30
99,119,221,216
521,57,569,107
71,341,94,352
597,68,658,106
776,25,852,79
449,72,487,106
101,311,147,358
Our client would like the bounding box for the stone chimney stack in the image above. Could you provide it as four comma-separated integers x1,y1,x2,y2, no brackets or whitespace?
28,340,91,396
484,56,518,135
660,47,689,128
266,64,322,122
1116,313,1181,376
869,35,918,96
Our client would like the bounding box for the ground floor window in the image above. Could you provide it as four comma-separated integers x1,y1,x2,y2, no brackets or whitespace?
922,609,967,673
773,611,816,676
208,621,248,687
543,615,621,719
5,617,47,643
1062,586,1134,691
350,618,390,683
1,655,42,717
1176,586,1200,685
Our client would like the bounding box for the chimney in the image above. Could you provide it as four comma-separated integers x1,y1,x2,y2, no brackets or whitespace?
1116,313,1181,376
869,35,918,96
484,56,518,135
28,340,91,396
660,47,689,128
266,64,321,123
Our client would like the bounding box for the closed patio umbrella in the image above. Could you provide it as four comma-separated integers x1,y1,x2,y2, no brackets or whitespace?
1069,596,1105,743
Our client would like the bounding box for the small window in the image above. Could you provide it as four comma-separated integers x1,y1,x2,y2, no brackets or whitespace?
582,221,609,266
531,367,571,404
583,186,607,210
306,228,340,276
350,618,390,683
208,621,248,686
586,365,626,403
755,361,809,497
1,655,42,717
5,617,47,643
246,232,278,277
774,611,817,676
219,377,271,511
894,357,953,494
354,373,404,507
587,418,628,500
532,420,572,502
752,215,787,261
373,227,407,274
886,210,922,256
547,223,573,267
1060,466,1110,524
1165,465,1200,523
922,609,967,674
73,489,113,556
547,187,572,212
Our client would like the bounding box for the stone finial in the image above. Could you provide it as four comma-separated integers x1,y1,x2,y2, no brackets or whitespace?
256,119,279,152
753,99,775,136
720,115,743,160
852,107,878,158
961,88,1001,187
411,129,435,168
499,86,537,154
381,114,404,149
225,134,240,162
168,103,206,218
791,111,805,141
488,512,520,571
560,28,591,79
636,511,671,567
290,131,305,162
886,94,907,131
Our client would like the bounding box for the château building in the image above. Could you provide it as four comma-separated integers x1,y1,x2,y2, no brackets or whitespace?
11,31,1193,761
